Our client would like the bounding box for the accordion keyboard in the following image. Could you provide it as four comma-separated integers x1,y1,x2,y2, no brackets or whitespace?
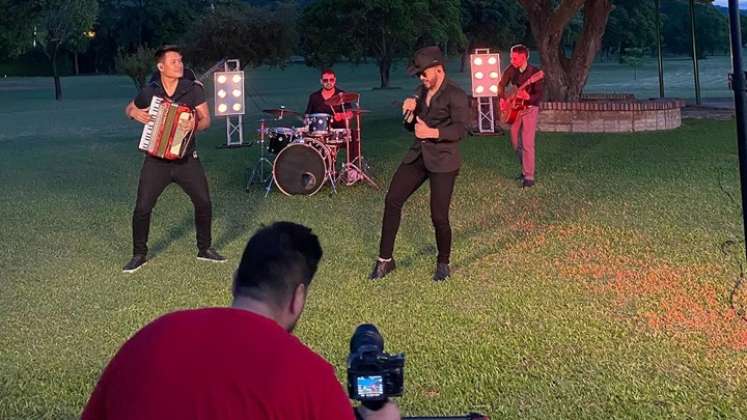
138,96,164,152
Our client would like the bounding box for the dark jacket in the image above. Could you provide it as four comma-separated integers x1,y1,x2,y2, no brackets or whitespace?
402,79,469,173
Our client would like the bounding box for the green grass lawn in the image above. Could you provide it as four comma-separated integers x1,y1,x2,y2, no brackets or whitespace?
2,71,747,419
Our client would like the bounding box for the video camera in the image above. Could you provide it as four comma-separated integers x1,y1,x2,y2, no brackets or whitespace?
347,324,405,405
346,324,488,420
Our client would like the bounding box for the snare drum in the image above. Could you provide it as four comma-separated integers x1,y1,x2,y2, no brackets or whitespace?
304,113,332,137
266,127,296,154
327,128,350,145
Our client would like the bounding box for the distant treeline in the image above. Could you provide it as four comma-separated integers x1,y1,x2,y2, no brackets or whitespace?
0,0,740,78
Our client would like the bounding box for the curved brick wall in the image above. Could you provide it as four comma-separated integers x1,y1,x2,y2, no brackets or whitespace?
538,99,686,133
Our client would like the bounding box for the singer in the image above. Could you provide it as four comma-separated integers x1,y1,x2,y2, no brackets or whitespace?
369,46,469,282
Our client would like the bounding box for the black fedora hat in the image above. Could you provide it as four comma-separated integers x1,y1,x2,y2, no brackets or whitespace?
406,46,444,76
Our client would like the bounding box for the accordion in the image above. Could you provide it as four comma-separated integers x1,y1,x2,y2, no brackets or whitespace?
138,96,195,160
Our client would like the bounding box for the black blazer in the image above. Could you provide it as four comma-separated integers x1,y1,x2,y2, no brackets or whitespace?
402,79,469,173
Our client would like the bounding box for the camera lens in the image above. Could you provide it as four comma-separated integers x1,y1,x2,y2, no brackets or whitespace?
350,324,384,353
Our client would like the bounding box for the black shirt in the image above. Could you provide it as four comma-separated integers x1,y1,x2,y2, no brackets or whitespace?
133,77,207,156
497,64,543,107
305,88,350,129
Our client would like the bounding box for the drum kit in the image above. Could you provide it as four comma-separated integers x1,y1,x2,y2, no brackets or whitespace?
246,92,378,196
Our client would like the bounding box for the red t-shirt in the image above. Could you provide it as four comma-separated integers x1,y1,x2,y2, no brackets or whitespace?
82,308,355,420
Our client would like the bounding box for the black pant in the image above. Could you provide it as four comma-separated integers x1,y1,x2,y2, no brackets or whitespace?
378,155,458,264
132,155,212,256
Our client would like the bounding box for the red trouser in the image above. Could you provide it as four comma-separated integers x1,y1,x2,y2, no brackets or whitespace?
509,106,538,181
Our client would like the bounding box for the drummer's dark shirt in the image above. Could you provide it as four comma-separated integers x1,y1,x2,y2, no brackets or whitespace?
305,88,349,129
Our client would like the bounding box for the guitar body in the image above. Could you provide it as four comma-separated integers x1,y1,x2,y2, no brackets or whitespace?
501,98,527,124
499,70,545,125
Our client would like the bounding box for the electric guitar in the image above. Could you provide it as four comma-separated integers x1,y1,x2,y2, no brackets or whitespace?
500,70,544,124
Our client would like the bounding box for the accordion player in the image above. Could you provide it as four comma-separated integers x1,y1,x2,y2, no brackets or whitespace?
138,96,195,160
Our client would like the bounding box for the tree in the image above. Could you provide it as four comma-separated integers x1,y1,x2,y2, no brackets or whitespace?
602,0,656,57
460,0,528,64
660,0,727,58
35,0,98,100
183,1,298,70
299,0,465,88
115,45,155,90
518,0,614,101
0,1,41,60
85,0,209,74
620,47,644,80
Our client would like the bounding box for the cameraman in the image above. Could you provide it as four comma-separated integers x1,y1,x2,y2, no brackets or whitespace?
82,222,399,420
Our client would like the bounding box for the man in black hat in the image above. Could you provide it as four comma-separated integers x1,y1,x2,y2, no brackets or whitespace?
369,46,469,282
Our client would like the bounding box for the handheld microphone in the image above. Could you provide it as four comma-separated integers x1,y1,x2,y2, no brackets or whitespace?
402,92,420,124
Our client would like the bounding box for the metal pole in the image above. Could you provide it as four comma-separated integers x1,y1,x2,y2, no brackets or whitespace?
688,0,701,105
727,0,747,264
655,0,664,98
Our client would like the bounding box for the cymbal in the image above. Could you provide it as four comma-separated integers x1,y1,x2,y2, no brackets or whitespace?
349,109,370,114
324,92,360,106
262,108,300,118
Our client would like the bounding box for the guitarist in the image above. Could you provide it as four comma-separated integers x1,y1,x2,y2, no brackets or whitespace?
498,44,544,188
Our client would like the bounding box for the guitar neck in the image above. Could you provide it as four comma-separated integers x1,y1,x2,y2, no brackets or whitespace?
516,70,544,93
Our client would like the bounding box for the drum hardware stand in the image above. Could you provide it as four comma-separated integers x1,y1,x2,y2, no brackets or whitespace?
325,144,339,195
337,101,379,189
246,119,275,195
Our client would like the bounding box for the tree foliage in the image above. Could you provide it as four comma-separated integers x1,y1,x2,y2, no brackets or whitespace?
620,46,644,80
115,45,155,90
660,0,728,58
518,0,613,101
460,0,528,53
35,0,98,100
182,1,298,70
602,0,655,57
0,1,42,59
300,0,465,88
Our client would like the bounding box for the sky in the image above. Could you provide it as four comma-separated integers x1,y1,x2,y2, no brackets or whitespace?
713,0,747,9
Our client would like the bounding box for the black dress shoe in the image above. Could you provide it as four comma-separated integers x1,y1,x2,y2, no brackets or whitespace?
433,263,450,281
197,248,227,263
369,259,396,280
122,254,147,273
522,179,535,188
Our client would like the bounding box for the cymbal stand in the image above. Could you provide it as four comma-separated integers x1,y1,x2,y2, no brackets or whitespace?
341,101,379,189
246,119,274,195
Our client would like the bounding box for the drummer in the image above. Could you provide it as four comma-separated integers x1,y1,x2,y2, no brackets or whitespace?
305,68,360,169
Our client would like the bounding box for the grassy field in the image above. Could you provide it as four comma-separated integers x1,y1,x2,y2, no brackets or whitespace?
2,65,747,419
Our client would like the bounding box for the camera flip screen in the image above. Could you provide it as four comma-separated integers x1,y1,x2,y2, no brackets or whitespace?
356,375,384,397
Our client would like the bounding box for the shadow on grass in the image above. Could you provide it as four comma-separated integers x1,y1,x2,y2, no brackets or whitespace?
149,214,195,256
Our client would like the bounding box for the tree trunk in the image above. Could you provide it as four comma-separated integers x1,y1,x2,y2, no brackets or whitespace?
521,0,613,101
52,48,62,100
461,39,476,73
378,57,391,88
74,52,79,75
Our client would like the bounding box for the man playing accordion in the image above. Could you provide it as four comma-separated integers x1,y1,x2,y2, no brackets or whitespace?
123,45,225,273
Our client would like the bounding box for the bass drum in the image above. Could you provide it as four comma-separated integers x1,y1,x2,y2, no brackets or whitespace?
272,139,332,196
